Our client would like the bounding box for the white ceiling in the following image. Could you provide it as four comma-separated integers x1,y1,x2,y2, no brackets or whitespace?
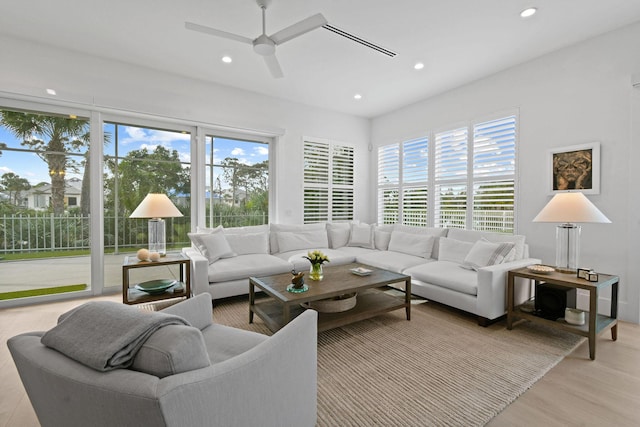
2,0,640,118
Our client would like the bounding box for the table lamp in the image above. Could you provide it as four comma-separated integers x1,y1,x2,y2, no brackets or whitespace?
533,192,610,273
129,193,183,256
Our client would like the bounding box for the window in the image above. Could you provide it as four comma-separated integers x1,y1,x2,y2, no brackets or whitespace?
205,136,269,228
0,107,93,298
103,122,191,288
377,114,517,233
303,138,354,223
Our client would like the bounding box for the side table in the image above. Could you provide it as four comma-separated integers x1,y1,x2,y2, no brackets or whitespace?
122,253,191,305
507,267,618,360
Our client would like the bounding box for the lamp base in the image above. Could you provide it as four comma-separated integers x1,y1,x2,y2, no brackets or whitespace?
555,223,580,275
148,218,166,256
554,266,576,274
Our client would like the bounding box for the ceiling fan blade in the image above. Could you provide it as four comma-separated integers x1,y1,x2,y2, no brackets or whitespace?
263,54,284,79
185,22,253,45
269,13,327,45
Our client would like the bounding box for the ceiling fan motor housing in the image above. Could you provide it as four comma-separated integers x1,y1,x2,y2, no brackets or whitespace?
253,34,275,56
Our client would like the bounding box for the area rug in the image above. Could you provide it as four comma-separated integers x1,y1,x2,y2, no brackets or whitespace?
212,296,584,427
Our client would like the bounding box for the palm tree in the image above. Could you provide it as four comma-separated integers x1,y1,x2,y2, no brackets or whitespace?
0,111,89,215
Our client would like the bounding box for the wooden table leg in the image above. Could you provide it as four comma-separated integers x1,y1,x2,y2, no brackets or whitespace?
611,279,619,341
405,278,411,321
249,281,255,324
283,303,291,326
589,287,598,360
507,272,514,330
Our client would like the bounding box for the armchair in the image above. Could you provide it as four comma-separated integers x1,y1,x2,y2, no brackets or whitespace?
8,294,318,427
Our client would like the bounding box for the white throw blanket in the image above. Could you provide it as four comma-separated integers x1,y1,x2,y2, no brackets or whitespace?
41,301,190,371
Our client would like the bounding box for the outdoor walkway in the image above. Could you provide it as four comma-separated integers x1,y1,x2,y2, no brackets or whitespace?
0,253,171,293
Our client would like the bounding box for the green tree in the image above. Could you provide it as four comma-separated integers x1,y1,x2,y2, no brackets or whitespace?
0,111,89,215
220,158,268,207
0,172,31,205
105,146,190,214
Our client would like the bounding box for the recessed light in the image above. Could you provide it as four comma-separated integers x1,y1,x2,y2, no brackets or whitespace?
354,94,362,100
46,88,56,95
520,7,537,18
414,62,425,70
221,56,232,63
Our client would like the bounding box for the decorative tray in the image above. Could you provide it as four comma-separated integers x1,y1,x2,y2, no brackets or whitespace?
526,265,555,274
135,279,178,295
350,267,373,276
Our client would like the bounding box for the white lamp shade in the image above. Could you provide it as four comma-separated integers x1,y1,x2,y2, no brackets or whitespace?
532,192,610,224
129,193,183,218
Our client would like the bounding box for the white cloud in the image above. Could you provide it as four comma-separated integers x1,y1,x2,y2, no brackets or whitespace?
140,143,160,151
231,148,245,156
254,146,268,156
179,152,191,163
0,166,14,175
119,126,190,145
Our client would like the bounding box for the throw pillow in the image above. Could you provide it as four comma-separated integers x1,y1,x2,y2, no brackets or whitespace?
374,230,392,250
276,230,329,253
438,237,474,264
131,325,210,378
224,232,269,255
387,231,435,258
462,239,515,271
188,232,235,264
347,223,375,249
269,223,326,254
326,222,351,248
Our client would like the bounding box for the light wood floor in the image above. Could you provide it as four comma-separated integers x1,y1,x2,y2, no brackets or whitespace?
2,295,639,427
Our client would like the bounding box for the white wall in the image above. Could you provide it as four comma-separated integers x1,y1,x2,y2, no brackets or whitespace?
372,22,640,323
0,35,371,225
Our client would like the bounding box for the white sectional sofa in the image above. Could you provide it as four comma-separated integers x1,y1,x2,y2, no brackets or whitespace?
183,222,540,325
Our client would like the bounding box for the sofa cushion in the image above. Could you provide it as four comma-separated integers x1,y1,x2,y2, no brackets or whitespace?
201,323,268,364
462,239,515,271
207,254,293,283
276,248,356,271
276,230,329,253
327,222,351,248
224,231,270,255
188,231,235,264
404,261,478,296
347,223,375,249
131,324,210,378
356,250,430,273
270,223,326,254
438,237,474,264
393,225,448,257
388,231,435,258
446,228,526,261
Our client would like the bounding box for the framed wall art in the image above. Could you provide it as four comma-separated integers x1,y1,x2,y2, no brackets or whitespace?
548,142,600,194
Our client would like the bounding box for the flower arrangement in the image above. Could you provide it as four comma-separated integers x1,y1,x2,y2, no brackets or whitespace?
303,250,330,265
303,250,329,281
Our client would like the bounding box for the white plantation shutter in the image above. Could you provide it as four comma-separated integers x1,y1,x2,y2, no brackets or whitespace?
402,186,428,226
376,113,517,233
377,143,400,224
403,138,428,184
472,116,516,232
303,139,354,223
401,137,428,226
304,141,329,184
434,128,468,228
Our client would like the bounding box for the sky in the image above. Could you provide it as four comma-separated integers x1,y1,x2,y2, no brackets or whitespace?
0,123,269,189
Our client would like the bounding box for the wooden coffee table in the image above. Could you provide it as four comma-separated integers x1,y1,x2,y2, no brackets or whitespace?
249,263,411,332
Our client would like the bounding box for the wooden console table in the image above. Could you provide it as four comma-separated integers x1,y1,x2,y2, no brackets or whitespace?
122,253,191,305
507,267,618,360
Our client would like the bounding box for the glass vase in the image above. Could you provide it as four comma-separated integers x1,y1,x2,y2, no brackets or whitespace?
309,263,323,281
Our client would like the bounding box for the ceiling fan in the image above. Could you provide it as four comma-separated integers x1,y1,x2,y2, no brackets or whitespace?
185,0,327,78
